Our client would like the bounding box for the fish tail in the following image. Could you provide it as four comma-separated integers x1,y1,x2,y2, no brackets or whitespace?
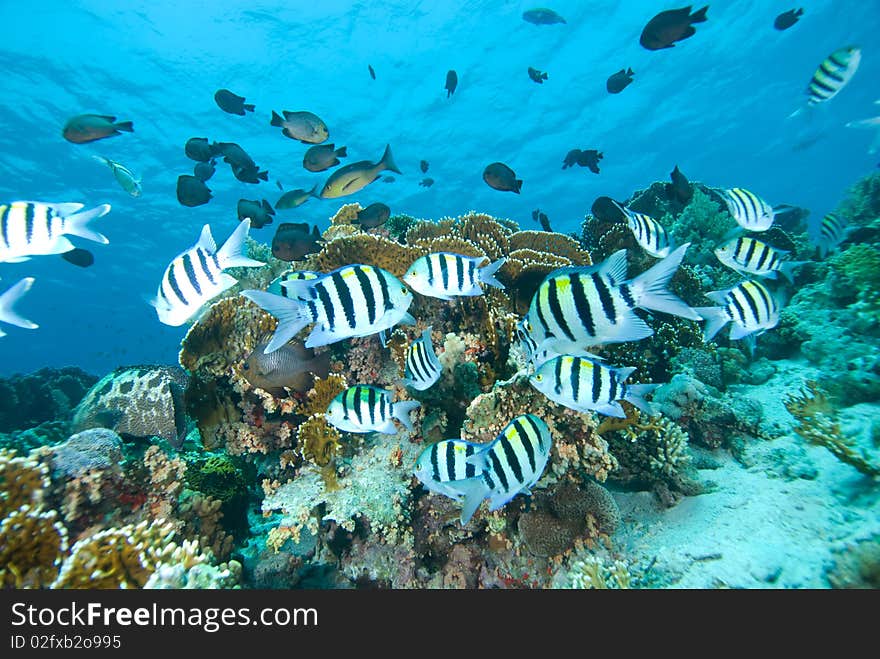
0,277,38,330
64,204,111,245
624,383,660,416
216,219,265,269
336,146,347,157
308,183,321,198
91,155,110,167
259,170,269,181
114,121,134,132
630,243,701,320
691,5,709,22
380,144,401,174
392,400,421,432
240,290,311,353
693,306,730,342
244,103,255,113
777,260,805,284
478,258,507,289
270,110,283,127
455,476,489,526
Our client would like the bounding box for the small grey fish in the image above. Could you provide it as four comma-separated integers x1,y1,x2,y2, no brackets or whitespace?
237,198,275,229
303,144,347,172
62,114,133,144
92,155,141,197
774,8,803,31
270,110,329,144
214,89,255,115
276,185,317,210
419,177,434,187
354,202,391,229
483,162,521,193
640,5,709,50
243,340,330,395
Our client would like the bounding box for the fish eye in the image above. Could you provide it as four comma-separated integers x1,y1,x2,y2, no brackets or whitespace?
524,320,532,332
534,374,542,381
402,287,409,295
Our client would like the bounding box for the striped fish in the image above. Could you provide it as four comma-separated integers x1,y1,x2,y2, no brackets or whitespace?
241,264,415,352
529,355,657,418
715,236,804,283
614,202,673,258
721,188,775,231
0,201,110,263
452,414,553,525
805,46,861,108
695,279,784,343
325,384,420,435
522,244,700,355
515,317,602,370
0,277,38,338
93,155,141,197
413,438,485,500
402,326,442,390
153,220,265,326
403,252,506,300
267,269,320,297
808,213,852,259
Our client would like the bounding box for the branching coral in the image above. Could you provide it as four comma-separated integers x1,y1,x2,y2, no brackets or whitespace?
0,504,68,588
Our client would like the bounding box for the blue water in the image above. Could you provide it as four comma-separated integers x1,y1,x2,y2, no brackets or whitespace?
0,0,878,376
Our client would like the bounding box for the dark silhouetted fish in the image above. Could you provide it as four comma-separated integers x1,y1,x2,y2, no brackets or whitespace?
420,160,429,173
194,159,216,182
774,9,803,31
532,209,552,232
303,144,347,172
176,175,212,207
63,114,133,144
216,141,258,170
420,178,434,188
214,88,255,115
666,165,692,203
577,149,603,174
562,149,582,169
383,176,395,183
528,67,549,84
522,8,566,25
276,185,317,210
355,202,391,229
368,64,376,80
640,5,708,50
607,68,635,93
276,180,284,191
233,164,269,184
271,222,322,261
61,248,94,268
270,110,329,144
483,162,522,193
243,339,330,395
318,144,401,198
185,137,218,162
237,198,275,229
445,70,458,97
591,196,628,223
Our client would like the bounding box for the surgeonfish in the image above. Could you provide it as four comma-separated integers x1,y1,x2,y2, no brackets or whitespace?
62,114,133,144
613,201,673,258
720,187,776,231
453,414,553,525
714,236,804,283
317,145,400,199
214,89,255,115
522,244,701,355
92,156,141,197
267,270,320,297
403,252,506,300
529,355,658,418
483,162,522,193
0,201,110,263
694,279,784,344
639,5,708,50
413,439,486,501
240,263,415,352
152,220,265,327
402,326,442,391
270,110,329,144
808,212,852,259
326,385,421,435
0,277,38,337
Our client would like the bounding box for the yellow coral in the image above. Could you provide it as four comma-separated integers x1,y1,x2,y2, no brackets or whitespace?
300,373,348,417
0,449,49,517
296,415,341,467
328,202,362,226
306,233,423,277
508,231,591,265
0,505,68,588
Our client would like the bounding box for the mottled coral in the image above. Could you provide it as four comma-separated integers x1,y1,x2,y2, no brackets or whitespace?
836,171,880,226
825,533,880,588
0,367,97,434
306,233,423,277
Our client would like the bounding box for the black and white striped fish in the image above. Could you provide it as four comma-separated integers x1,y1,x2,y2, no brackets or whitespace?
522,244,700,355
0,201,110,263
325,384,420,435
267,269,320,297
453,413,553,525
153,219,264,326
804,46,861,108
515,317,602,370
721,188,775,231
413,438,485,500
614,202,673,258
0,277,38,338
403,252,506,300
715,236,804,283
808,212,852,259
241,264,415,352
402,326,442,390
529,355,657,418
695,279,784,343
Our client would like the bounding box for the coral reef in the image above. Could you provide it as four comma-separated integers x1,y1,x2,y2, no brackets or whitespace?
825,533,880,588
0,367,97,433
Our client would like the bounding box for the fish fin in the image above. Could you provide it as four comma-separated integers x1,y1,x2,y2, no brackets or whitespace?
728,323,754,341
2,256,30,263
693,306,731,342
34,202,84,215
392,400,421,432
595,402,626,418
399,312,416,326
304,324,342,349
478,258,507,289
704,288,731,305
336,146,347,157
629,243,701,320
616,366,637,381
379,329,390,347
464,450,489,471
262,199,275,213
270,110,284,127
740,333,757,357
50,236,75,253
218,273,238,289
240,290,311,353
0,277,38,329
244,103,255,113
63,204,111,245
216,219,265,269
487,490,517,512
514,179,522,193
690,5,708,22
309,184,321,199
195,224,217,252
113,121,134,133
604,313,655,343
91,155,111,167
380,144,401,174
259,170,269,181
454,477,489,525
279,277,316,301
624,383,660,416
599,248,630,282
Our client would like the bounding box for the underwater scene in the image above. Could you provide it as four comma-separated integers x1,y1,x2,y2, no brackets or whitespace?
0,1,879,590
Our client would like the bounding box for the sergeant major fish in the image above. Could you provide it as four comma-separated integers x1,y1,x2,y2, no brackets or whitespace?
0,277,38,338
402,326,442,391
317,145,400,198
241,263,415,352
326,385,421,435
694,279,784,344
0,201,110,263
414,439,485,501
152,220,265,327
267,270,320,297
403,252,506,300
791,46,861,116
808,212,852,259
714,236,804,283
92,156,141,197
720,187,776,231
613,201,673,258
